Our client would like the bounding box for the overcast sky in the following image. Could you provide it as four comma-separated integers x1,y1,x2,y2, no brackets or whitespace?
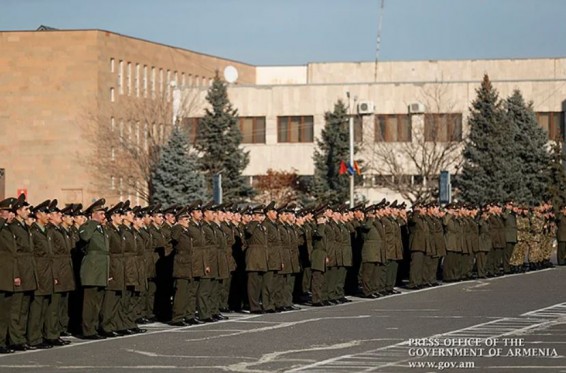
2,0,566,65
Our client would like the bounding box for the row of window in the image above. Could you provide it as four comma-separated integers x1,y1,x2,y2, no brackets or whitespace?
109,58,213,100
185,112,564,144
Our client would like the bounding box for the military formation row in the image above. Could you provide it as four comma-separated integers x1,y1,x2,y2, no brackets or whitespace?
0,196,564,354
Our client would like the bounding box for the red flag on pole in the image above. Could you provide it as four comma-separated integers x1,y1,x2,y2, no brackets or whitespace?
339,160,347,175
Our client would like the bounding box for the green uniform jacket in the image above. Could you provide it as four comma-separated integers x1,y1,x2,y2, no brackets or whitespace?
359,218,384,263
556,212,566,242
147,226,165,278
326,221,339,267
299,222,314,268
187,222,209,278
478,218,492,252
488,215,506,249
0,218,18,292
30,223,54,296
200,222,220,279
265,219,283,271
220,222,238,272
460,217,474,255
466,217,479,254
277,223,293,275
8,219,37,292
243,221,269,272
335,222,352,267
212,223,229,279
133,227,148,290
409,213,429,253
121,225,139,288
311,223,328,272
106,223,126,291
443,214,461,253
171,224,193,279
504,212,518,243
79,220,110,287
47,223,75,293
161,223,174,256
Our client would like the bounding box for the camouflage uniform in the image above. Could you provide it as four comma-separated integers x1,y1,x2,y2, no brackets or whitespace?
511,215,530,267
528,215,545,265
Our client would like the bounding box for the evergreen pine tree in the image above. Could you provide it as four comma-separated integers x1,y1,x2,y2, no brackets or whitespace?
151,125,206,205
545,140,566,208
311,100,352,203
505,90,550,205
459,74,522,204
194,74,253,201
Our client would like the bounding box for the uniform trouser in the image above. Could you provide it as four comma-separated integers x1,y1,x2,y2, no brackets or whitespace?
58,292,70,333
9,291,32,345
284,274,295,307
220,274,232,310
82,286,105,337
28,294,58,345
212,279,224,315
121,289,137,330
385,260,398,291
246,272,264,312
325,267,339,300
197,278,214,320
488,248,504,274
311,270,326,304
503,243,516,273
261,271,277,311
475,251,488,278
273,273,287,308
133,289,146,321
336,266,347,298
171,278,198,322
377,263,387,292
0,291,12,348
558,242,566,266
409,251,425,287
101,290,124,333
442,252,458,281
302,267,312,294
423,256,439,285
145,279,157,318
360,262,378,296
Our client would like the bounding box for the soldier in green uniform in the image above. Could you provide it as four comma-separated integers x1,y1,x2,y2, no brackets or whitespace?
408,205,428,289
335,208,352,303
57,204,77,336
310,208,329,306
476,207,492,278
487,204,506,276
8,194,37,350
186,201,209,323
0,197,18,354
263,202,283,313
511,206,530,271
442,205,461,282
130,207,149,324
244,205,269,313
120,202,146,334
46,201,74,345
359,204,385,297
219,206,238,312
555,205,566,266
170,207,198,326
503,202,518,274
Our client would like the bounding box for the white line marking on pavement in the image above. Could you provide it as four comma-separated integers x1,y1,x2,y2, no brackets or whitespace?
124,349,256,360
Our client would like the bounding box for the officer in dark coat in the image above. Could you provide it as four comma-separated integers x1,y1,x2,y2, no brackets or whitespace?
0,197,18,354
263,202,282,313
310,209,329,306
243,205,269,313
503,202,518,274
7,194,37,350
79,198,109,340
408,205,428,289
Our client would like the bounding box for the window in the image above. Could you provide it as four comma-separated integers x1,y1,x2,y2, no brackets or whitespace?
348,115,364,143
111,176,115,190
375,114,412,142
111,147,115,161
159,68,164,93
110,58,115,73
110,87,115,102
424,113,463,142
135,64,140,97
194,75,200,86
110,117,115,132
277,116,314,143
239,117,266,144
126,62,131,95
118,60,123,94
374,174,392,186
537,112,565,141
151,67,156,97
188,74,193,86
143,65,148,97
182,117,201,144
181,72,186,87
166,70,171,99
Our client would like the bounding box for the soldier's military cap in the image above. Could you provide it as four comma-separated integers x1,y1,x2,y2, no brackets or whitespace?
350,203,365,212
0,197,17,211
149,203,162,215
389,200,398,209
175,206,190,219
33,200,51,214
122,200,132,213
250,204,265,214
60,204,74,216
84,199,107,215
201,201,215,211
186,200,202,211
163,204,180,215
106,201,124,217
72,203,84,216
48,199,60,213
263,201,277,213
12,193,29,211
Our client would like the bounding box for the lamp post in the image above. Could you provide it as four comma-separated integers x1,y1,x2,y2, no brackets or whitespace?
347,92,356,208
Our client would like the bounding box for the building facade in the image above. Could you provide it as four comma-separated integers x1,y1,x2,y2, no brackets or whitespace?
1,27,565,204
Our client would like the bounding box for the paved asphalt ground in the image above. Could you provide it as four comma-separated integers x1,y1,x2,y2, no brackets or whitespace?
1,267,566,372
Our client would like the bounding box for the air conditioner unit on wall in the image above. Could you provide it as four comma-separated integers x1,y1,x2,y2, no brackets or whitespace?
408,102,425,114
357,101,375,115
